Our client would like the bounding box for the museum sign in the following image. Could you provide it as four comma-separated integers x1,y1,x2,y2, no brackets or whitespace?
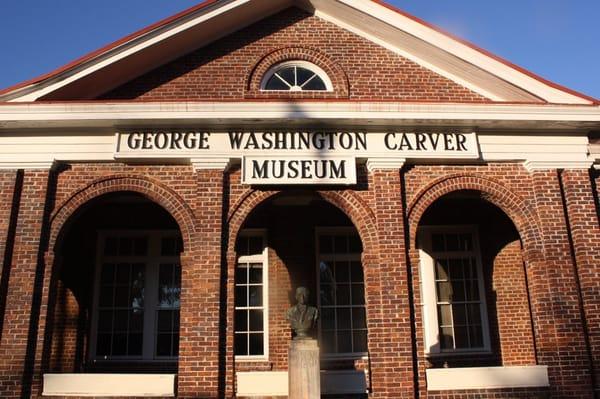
116,130,479,185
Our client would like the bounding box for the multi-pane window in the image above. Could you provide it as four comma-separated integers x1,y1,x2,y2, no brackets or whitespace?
261,61,332,91
317,229,367,356
234,231,268,358
156,261,181,357
419,227,490,354
92,231,182,360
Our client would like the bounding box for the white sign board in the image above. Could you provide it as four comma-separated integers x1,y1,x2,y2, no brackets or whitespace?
242,156,356,185
115,130,480,185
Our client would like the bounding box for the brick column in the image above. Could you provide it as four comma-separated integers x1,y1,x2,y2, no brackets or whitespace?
0,171,19,282
0,170,20,339
0,169,53,399
367,166,415,398
528,169,593,398
178,168,226,398
560,169,600,394
492,241,537,365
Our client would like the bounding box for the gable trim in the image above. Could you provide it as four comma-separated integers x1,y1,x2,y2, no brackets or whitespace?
0,0,291,102
337,0,596,104
0,0,597,105
312,10,506,102
0,0,221,99
369,0,598,105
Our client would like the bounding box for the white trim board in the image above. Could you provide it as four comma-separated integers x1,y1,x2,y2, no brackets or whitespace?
426,366,549,391
0,130,592,171
42,374,176,397
236,370,368,396
1,102,599,130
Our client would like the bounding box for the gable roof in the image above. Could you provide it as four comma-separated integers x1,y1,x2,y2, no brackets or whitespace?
0,0,597,105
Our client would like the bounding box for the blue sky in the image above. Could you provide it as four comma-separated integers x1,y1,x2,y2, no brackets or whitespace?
1,0,598,99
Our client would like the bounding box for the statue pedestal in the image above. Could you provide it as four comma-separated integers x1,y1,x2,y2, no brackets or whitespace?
288,339,320,399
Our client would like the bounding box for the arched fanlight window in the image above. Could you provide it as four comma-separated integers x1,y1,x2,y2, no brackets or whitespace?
261,61,333,91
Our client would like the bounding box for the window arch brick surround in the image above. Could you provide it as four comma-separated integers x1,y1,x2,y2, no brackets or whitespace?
49,175,197,254
25,174,201,397
407,173,544,263
245,47,350,99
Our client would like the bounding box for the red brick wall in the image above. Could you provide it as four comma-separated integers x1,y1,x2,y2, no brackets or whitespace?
0,170,19,335
561,169,600,394
101,8,487,102
492,240,536,366
527,170,593,398
178,169,224,398
48,281,80,373
0,170,51,399
403,164,594,398
0,171,17,281
39,164,225,398
0,162,596,398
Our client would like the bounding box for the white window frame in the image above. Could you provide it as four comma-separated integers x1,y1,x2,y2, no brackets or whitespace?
260,60,334,92
316,226,368,360
418,225,491,356
89,230,181,362
234,229,269,362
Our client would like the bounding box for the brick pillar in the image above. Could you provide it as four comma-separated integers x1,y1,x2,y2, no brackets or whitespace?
528,170,593,398
560,169,600,394
0,171,18,281
492,240,536,365
0,169,53,399
29,251,59,397
178,169,225,398
0,171,20,342
367,167,415,398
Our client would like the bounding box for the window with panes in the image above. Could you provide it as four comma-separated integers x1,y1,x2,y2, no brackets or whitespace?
91,231,182,360
234,231,268,358
419,226,490,353
317,229,367,356
261,61,332,91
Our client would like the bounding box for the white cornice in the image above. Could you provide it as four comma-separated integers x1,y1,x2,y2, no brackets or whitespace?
523,160,594,172
366,157,405,172
190,157,232,171
1,102,599,130
0,160,55,170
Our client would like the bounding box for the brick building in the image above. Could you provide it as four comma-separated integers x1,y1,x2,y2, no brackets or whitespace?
0,0,599,398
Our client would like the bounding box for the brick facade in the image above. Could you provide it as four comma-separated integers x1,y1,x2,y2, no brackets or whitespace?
0,3,598,398
100,8,487,102
0,170,52,399
0,161,595,398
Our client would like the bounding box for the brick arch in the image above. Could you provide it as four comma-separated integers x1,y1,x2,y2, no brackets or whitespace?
49,175,197,253
407,174,543,261
245,46,350,99
227,189,377,257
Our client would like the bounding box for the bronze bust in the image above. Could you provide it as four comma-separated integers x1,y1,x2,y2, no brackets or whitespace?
286,286,319,340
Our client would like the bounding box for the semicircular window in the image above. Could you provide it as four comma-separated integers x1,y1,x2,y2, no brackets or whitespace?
261,61,332,92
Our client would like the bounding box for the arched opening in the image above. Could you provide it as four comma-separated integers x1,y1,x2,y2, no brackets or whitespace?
233,191,368,395
416,190,536,368
49,192,182,374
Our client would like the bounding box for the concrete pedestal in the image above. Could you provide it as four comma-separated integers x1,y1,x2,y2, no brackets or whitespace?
288,339,321,399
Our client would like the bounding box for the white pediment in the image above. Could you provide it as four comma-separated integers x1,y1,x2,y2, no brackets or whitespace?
0,0,596,105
